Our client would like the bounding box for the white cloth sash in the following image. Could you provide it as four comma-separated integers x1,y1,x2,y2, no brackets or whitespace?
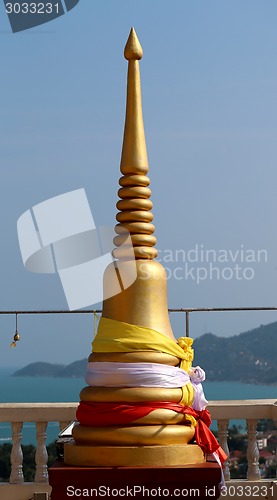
85,362,190,388
85,362,208,411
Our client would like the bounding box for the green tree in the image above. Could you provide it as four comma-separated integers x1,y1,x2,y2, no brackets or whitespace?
0,444,11,482
257,419,276,433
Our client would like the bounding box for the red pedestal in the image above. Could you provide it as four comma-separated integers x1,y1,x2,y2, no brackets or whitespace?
49,459,222,500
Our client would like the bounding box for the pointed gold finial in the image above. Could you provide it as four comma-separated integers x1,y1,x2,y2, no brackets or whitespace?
114,28,157,260
120,27,148,175
124,27,143,60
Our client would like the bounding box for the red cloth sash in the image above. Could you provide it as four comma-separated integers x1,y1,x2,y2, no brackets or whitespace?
76,401,227,464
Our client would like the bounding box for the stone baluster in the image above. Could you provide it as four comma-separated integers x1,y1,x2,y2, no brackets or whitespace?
246,419,261,480
9,422,24,484
59,421,71,432
217,419,230,480
35,422,48,483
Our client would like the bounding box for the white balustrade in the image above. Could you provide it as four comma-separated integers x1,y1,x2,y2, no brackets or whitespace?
217,418,230,481
0,400,276,500
0,402,77,489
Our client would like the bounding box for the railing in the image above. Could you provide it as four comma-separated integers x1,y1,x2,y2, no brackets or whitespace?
0,401,276,500
0,403,76,500
2,305,277,336
1,403,75,484
209,399,277,481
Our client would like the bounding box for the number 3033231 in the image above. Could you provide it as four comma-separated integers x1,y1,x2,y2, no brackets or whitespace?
6,3,60,15
220,484,275,497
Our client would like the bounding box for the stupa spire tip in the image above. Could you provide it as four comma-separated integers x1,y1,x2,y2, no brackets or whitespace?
124,27,143,60
116,28,157,260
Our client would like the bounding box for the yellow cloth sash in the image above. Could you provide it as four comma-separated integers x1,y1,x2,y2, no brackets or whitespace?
92,317,195,416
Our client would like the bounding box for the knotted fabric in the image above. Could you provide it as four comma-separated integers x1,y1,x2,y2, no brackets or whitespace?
189,366,209,411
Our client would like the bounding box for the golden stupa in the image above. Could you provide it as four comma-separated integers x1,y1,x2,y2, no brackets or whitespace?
64,28,206,467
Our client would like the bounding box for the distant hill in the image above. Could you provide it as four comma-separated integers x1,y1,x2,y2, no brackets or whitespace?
193,321,277,385
12,321,277,384
13,360,86,378
58,359,87,378
13,362,66,377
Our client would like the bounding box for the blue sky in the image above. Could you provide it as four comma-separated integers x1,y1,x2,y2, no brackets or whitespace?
0,1,277,367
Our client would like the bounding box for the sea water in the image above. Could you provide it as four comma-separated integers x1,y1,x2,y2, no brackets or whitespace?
0,367,276,445
0,367,84,445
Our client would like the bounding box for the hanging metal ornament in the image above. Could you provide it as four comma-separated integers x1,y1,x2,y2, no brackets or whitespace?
10,313,20,348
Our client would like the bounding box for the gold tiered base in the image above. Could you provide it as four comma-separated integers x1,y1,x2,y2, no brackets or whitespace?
64,442,205,467
66,383,200,466
80,386,183,403
72,423,195,445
